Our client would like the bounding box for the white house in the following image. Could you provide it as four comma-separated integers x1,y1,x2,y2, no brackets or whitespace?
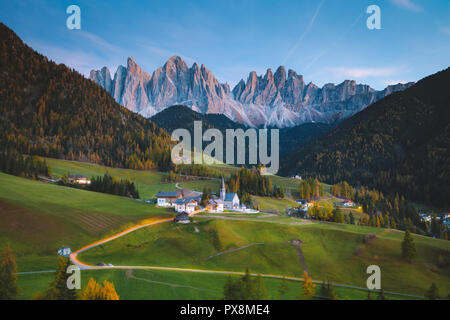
208,199,224,213
68,174,91,184
342,200,354,207
58,246,72,257
174,198,198,214
174,212,190,224
156,191,182,207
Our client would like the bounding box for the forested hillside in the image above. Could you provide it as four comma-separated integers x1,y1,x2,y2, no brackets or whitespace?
150,104,247,135
0,23,171,170
280,68,450,207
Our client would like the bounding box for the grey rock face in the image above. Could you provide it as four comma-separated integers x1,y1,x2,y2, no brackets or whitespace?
90,56,413,127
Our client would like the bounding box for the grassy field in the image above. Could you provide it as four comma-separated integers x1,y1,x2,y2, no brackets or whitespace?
2,160,449,300
251,196,299,214
17,267,412,300
44,157,223,199
78,217,450,298
0,172,173,272
45,157,167,185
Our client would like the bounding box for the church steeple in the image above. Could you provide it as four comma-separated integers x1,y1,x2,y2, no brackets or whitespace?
220,177,226,201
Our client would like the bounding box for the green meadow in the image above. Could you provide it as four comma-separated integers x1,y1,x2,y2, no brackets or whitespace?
1,159,449,300
0,172,172,272
18,268,410,300
78,218,450,298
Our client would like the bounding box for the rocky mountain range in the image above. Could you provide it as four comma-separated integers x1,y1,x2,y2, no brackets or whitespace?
90,56,413,128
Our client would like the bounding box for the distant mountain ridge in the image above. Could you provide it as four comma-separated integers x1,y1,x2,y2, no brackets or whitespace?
150,104,246,135
279,67,450,207
150,105,332,155
90,56,413,128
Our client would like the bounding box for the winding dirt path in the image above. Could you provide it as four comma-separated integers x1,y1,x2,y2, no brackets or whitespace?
291,239,309,277
69,215,426,299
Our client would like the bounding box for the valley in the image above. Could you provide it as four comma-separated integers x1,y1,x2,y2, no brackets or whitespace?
1,158,448,300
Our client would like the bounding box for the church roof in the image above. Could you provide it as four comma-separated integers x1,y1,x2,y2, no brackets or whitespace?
224,193,237,202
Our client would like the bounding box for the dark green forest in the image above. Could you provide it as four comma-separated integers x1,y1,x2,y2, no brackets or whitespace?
281,68,450,208
0,151,50,178
0,23,172,170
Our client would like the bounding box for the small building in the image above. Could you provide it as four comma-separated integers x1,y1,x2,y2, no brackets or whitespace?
174,212,190,224
156,191,182,207
174,198,198,214
342,200,354,207
58,246,72,257
208,199,224,213
219,178,240,209
68,174,91,184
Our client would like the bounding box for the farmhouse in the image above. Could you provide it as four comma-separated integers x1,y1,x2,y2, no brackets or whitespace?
174,212,190,224
207,199,224,213
156,191,182,207
68,174,91,184
174,198,198,214
341,200,354,207
219,178,240,209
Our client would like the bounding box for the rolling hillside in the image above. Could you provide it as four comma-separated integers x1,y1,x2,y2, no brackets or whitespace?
0,23,171,170
280,68,450,208
150,104,247,134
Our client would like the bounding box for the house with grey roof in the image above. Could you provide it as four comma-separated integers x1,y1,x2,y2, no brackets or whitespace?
174,198,198,214
156,191,182,207
174,212,190,224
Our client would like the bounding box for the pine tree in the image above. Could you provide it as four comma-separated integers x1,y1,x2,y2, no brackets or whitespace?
401,230,416,263
0,243,19,300
425,283,439,300
224,276,239,300
41,257,78,300
376,289,387,300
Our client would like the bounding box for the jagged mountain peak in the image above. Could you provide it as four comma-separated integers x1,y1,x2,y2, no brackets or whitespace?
90,58,414,128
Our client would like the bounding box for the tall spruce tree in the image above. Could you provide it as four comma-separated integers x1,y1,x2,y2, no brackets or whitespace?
0,243,19,300
42,257,78,300
425,283,439,300
401,230,417,263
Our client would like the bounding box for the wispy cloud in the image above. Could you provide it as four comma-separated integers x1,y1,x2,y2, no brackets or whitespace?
329,67,400,78
138,43,196,66
283,0,326,64
440,27,450,36
78,30,124,55
304,11,364,71
390,0,422,12
27,40,102,77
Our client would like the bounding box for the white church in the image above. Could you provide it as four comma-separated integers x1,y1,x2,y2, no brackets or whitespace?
219,178,240,209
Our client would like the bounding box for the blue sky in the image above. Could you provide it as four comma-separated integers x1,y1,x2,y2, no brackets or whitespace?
1,0,449,90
